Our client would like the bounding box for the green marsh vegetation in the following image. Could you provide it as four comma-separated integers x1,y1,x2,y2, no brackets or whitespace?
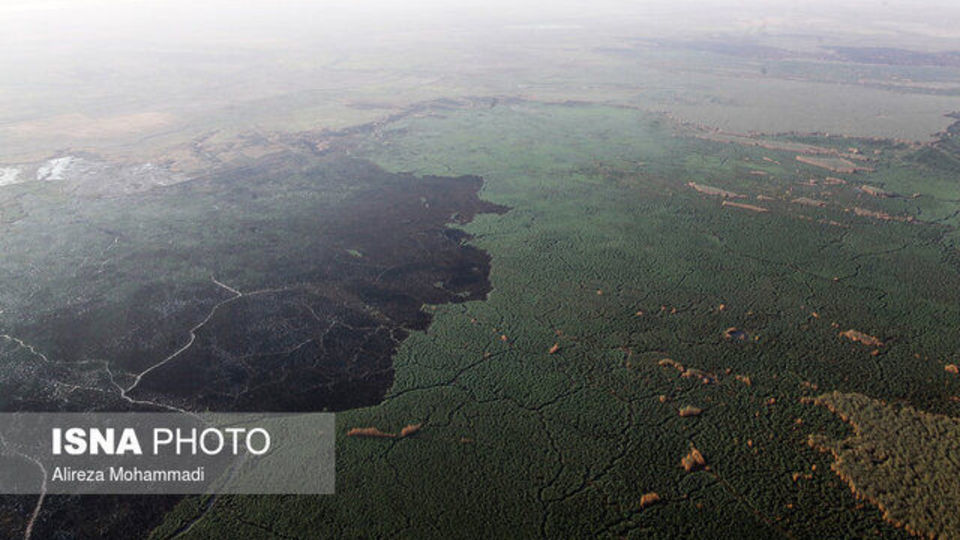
154,101,960,538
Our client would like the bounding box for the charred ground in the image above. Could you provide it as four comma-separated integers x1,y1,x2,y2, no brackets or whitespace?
0,149,506,537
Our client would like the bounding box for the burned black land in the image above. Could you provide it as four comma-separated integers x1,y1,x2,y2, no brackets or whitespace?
0,150,506,538
126,161,508,411
0,152,506,413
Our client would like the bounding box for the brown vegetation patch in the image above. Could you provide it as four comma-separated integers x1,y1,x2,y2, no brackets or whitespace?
795,155,872,174
688,182,743,199
347,427,396,438
658,358,717,384
692,131,839,155
348,423,424,439
792,197,826,207
678,405,703,417
850,206,913,223
859,184,895,198
399,423,423,437
640,492,661,508
821,219,847,227
681,368,717,385
722,200,768,213
839,329,884,347
658,358,685,372
681,445,707,472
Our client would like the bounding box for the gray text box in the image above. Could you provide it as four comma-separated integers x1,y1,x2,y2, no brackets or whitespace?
0,413,335,494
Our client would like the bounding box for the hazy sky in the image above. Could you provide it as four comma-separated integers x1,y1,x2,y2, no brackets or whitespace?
3,0,960,48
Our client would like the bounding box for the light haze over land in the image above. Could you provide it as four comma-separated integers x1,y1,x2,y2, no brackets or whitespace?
3,0,960,162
